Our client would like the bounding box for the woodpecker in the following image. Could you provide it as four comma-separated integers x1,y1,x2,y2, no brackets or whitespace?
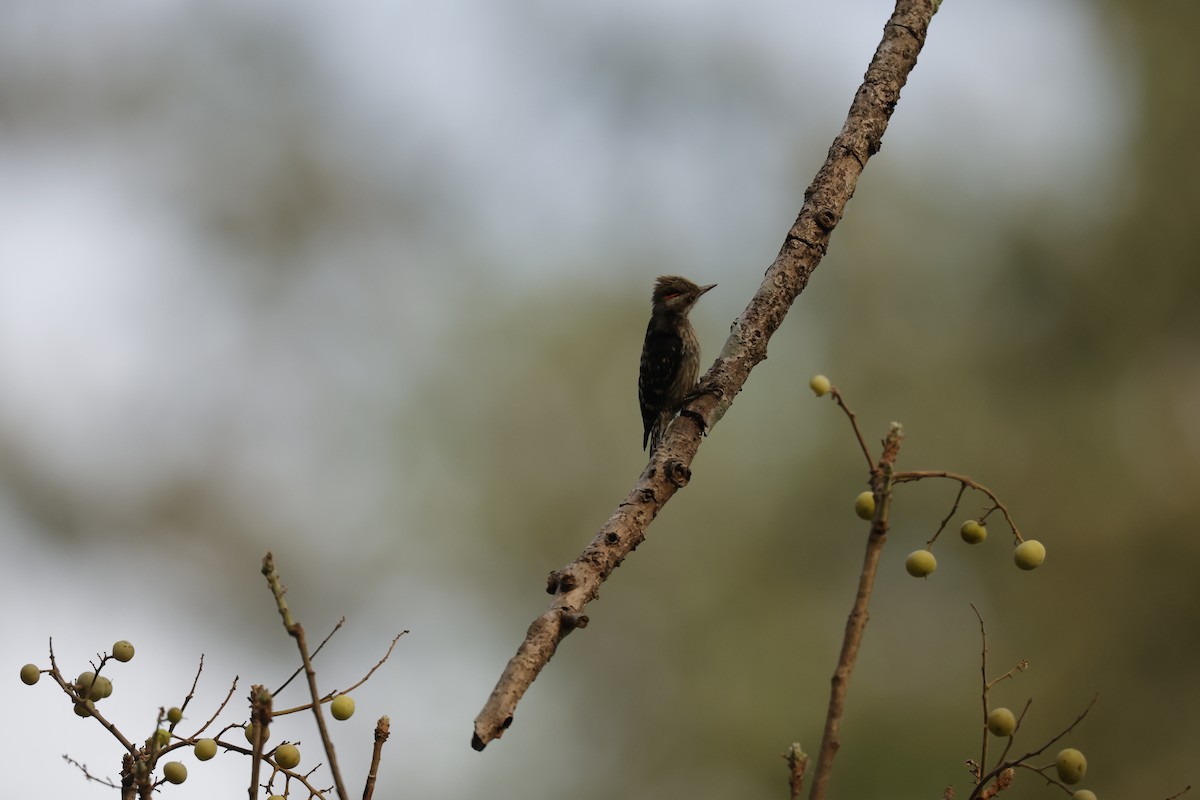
638,275,716,452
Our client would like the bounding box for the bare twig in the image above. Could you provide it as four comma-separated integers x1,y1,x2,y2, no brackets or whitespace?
192,676,241,739
275,617,345,696
830,388,875,473
262,552,349,800
893,471,1023,542
363,716,391,800
62,754,120,788
975,605,990,783
927,483,969,547
808,423,904,800
247,685,273,800
277,632,407,716
785,743,810,800
472,0,938,750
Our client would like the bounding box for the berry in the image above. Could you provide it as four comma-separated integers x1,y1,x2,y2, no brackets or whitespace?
275,743,301,769
1014,540,1046,570
167,707,183,724
111,640,135,662
1055,748,1087,784
1072,792,1098,800
92,676,112,701
73,700,95,717
960,520,987,544
330,694,355,721
905,550,937,577
154,728,171,747
268,796,286,800
986,707,1016,736
854,491,876,521
75,671,96,697
162,761,187,784
809,374,831,397
20,664,40,686
194,738,217,761
245,723,270,745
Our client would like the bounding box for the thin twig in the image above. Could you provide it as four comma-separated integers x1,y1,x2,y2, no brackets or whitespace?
363,716,391,800
276,632,407,716
247,685,272,800
928,483,969,547
472,0,937,750
62,754,120,788
830,388,875,473
894,471,1023,542
785,743,810,800
276,617,345,696
192,676,240,739
263,552,349,800
808,423,904,800
974,605,990,783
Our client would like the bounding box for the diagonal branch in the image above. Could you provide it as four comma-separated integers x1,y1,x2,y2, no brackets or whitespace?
472,0,939,751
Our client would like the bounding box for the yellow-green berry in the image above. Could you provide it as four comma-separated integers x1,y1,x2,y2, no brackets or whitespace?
194,738,218,761
245,723,270,744
1014,540,1046,570
91,676,112,701
20,664,40,685
1072,791,1097,800
75,671,96,697
167,707,182,724
330,694,356,721
1055,748,1087,784
960,520,987,544
73,700,95,717
854,491,876,521
274,743,301,769
162,761,187,784
154,728,171,747
905,550,937,577
986,707,1016,736
111,640,135,662
809,374,832,397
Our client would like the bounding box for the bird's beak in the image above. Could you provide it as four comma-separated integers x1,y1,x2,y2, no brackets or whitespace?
699,283,717,295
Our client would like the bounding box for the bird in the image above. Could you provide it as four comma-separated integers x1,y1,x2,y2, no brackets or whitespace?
638,275,716,452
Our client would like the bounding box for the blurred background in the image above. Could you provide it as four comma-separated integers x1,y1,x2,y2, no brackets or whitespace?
3,0,1197,797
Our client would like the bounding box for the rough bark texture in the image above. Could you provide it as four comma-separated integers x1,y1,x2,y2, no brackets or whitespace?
472,0,937,751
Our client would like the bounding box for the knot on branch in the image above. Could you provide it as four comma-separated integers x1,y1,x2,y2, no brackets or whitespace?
665,459,692,488
678,408,708,435
545,569,578,595
815,207,840,231
559,609,589,631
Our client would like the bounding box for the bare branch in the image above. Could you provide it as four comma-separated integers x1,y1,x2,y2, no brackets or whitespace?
472,0,938,750
363,716,392,800
262,552,349,800
808,423,904,800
